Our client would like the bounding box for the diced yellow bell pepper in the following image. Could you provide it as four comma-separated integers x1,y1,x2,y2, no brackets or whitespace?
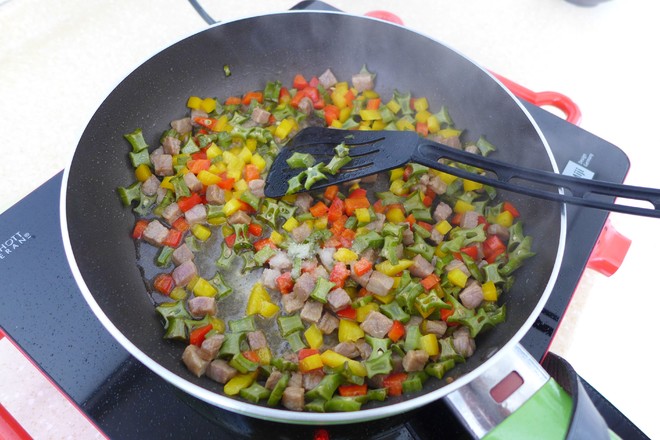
482,281,498,301
389,167,404,182
434,245,448,258
495,210,514,228
187,96,202,110
160,175,175,190
447,268,468,288
192,277,217,297
374,291,396,304
191,224,212,242
396,118,415,131
334,248,358,263
209,316,225,333
270,230,284,245
356,303,379,322
205,143,222,161
304,324,324,349
359,109,382,121
454,199,475,214
354,208,371,225
212,115,228,132
134,163,152,182
200,97,216,113
435,220,453,235
275,118,296,139
386,99,401,115
362,90,379,99
256,346,272,365
234,179,248,193
282,217,299,232
375,259,414,277
389,178,407,196
463,179,484,192
186,275,200,291
413,97,429,112
280,194,297,204
223,198,243,216
338,319,364,342
314,216,328,230
433,169,458,185
339,106,352,122
169,287,187,301
299,353,324,373
245,138,257,152
427,115,440,133
438,128,462,138
386,207,406,224
224,372,257,396
320,350,367,377
371,120,386,130
419,334,440,356
250,153,266,171
209,163,226,175
246,283,271,316
330,119,343,129
197,170,222,186
259,300,280,318
415,109,431,123
238,146,252,164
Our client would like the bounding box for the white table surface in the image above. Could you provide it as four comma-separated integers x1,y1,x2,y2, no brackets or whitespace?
1,0,657,438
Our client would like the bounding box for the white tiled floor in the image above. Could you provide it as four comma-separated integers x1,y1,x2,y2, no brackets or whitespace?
1,0,659,438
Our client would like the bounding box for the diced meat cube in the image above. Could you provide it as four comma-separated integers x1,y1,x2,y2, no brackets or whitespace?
318,68,338,89
261,268,281,291
424,320,447,337
464,145,480,154
282,387,306,411
402,227,414,246
265,370,283,390
291,222,312,243
170,117,192,134
300,300,323,323
303,370,325,390
297,97,314,115
433,202,453,222
205,184,225,205
162,202,183,225
445,259,469,276
327,288,352,312
360,311,393,338
248,179,265,198
429,228,444,245
141,175,161,197
428,175,448,195
317,312,339,335
351,72,374,92
288,372,303,388
453,327,476,358
190,109,208,125
487,223,510,241
184,203,207,225
365,271,394,297
227,210,251,225
156,186,168,204
247,330,268,350
294,193,314,212
355,339,372,359
206,359,238,384
366,213,386,232
333,341,360,359
183,172,203,193
172,243,194,266
162,136,181,155
173,260,198,287
312,265,329,280
293,272,316,302
460,210,480,229
150,146,163,161
187,296,216,318
409,254,434,278
459,281,484,309
318,247,336,271
350,262,372,288
142,220,169,246
402,349,430,372
200,334,225,361
269,252,292,271
152,154,173,176
251,107,271,124
182,345,209,377
281,292,306,314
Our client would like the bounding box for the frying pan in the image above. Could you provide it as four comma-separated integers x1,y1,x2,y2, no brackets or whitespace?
60,11,566,427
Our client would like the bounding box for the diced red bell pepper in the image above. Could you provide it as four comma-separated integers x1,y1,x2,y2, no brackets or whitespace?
298,348,319,361
132,219,149,240
383,372,408,397
372,199,386,214
243,164,260,182
189,324,213,346
247,223,263,237
348,188,367,199
187,159,211,174
225,96,242,105
242,350,261,363
366,98,381,110
171,218,190,234
254,238,276,251
403,165,413,181
441,307,460,327
163,228,183,248
503,201,520,218
453,245,479,262
191,150,207,161
344,197,370,216
324,104,340,125
217,176,235,190
387,320,406,342
327,197,345,223
242,91,263,105
194,117,219,130
177,193,203,212
276,272,294,294
324,185,339,201
224,233,237,248
308,76,319,88
309,201,329,218
329,262,350,288
353,258,373,277
336,307,357,320
420,273,440,290
338,384,368,397
483,235,507,263
416,122,429,137
153,273,175,295
292,74,308,90
417,221,433,232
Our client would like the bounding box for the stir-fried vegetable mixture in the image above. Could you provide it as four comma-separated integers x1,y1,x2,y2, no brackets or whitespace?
117,66,535,412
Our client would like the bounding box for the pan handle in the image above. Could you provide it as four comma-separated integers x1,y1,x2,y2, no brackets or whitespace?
443,344,614,439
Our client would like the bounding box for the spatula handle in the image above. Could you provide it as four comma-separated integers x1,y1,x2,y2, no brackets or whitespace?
412,140,660,218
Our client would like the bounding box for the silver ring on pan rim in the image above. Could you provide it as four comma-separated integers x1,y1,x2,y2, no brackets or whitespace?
59,9,568,425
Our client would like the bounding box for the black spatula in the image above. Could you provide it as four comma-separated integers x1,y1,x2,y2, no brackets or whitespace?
264,126,660,218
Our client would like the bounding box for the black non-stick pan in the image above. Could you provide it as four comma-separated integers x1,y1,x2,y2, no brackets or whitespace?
61,11,565,426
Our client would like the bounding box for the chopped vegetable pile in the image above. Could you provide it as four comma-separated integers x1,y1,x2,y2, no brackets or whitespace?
117,66,535,412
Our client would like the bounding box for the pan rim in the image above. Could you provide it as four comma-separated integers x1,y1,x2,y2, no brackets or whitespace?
59,9,567,425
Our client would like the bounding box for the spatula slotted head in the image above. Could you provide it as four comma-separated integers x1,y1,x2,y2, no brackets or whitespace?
264,127,418,198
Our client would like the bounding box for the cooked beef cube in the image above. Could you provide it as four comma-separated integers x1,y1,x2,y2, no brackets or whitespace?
459,281,484,309
142,220,169,246
269,252,293,271
297,97,314,116
406,316,423,330
150,146,163,161
281,292,304,314
350,262,372,288
288,372,303,388
265,370,283,390
430,133,461,149
303,370,325,390
261,268,281,291
355,339,372,359
227,210,251,225
141,175,161,197
365,271,394,297
282,387,306,411
464,145,480,155
184,203,207,225
487,223,510,241
294,193,314,212
152,154,174,176
333,341,360,359
300,300,323,323
183,172,203,192
162,136,181,155
190,109,208,125
428,175,448,195
301,260,318,273
409,254,434,278
318,68,338,89
318,247,336,271
172,243,194,266
352,72,374,92
327,288,352,312
162,202,183,225
367,374,386,389
170,117,192,134
205,184,225,205
206,359,237,384
293,272,316,301
402,227,414,246
317,312,339,335
182,345,210,377
291,222,312,243
188,296,216,318
453,327,476,358
402,349,429,372
365,212,386,232
156,186,168,204
200,334,225,361
445,259,469,276
251,107,271,125
433,202,453,222
173,260,198,287
247,330,268,351
424,320,447,337
429,228,444,245
360,311,393,338
311,265,329,280
248,179,265,198
460,210,480,229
